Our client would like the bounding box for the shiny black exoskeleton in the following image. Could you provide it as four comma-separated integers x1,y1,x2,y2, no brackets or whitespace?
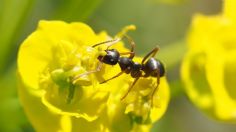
98,50,165,79
91,35,165,104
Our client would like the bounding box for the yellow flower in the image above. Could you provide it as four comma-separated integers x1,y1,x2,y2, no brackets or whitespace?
181,0,236,122
18,20,169,131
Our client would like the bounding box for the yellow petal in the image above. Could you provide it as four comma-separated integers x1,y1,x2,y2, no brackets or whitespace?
18,75,64,132
18,20,170,131
182,0,236,122
224,0,236,22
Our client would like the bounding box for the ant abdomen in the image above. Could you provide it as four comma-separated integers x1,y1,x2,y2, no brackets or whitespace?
143,58,165,77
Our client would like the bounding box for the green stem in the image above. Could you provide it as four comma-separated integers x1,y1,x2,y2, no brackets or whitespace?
67,83,76,104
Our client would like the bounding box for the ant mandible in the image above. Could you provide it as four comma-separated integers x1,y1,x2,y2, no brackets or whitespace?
74,35,165,105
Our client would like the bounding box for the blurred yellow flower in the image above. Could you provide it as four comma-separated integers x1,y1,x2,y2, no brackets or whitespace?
17,20,170,131
181,0,236,122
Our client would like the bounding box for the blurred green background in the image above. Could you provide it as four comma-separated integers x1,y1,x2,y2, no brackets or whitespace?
1,0,236,131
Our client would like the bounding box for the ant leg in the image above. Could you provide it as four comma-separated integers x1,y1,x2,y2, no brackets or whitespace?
121,77,140,100
141,46,160,65
92,38,121,48
120,51,135,57
118,35,136,57
150,70,160,107
100,71,125,84
103,35,135,53
73,61,103,83
92,35,135,57
123,35,135,59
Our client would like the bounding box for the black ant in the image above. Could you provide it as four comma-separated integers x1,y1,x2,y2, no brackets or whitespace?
74,35,165,105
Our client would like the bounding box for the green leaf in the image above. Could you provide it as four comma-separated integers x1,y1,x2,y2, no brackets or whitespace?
0,0,34,74
0,64,33,132
52,0,104,22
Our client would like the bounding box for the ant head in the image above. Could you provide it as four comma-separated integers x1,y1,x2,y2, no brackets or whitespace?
98,49,120,65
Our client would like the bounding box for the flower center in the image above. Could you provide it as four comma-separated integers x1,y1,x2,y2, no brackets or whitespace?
39,40,100,104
